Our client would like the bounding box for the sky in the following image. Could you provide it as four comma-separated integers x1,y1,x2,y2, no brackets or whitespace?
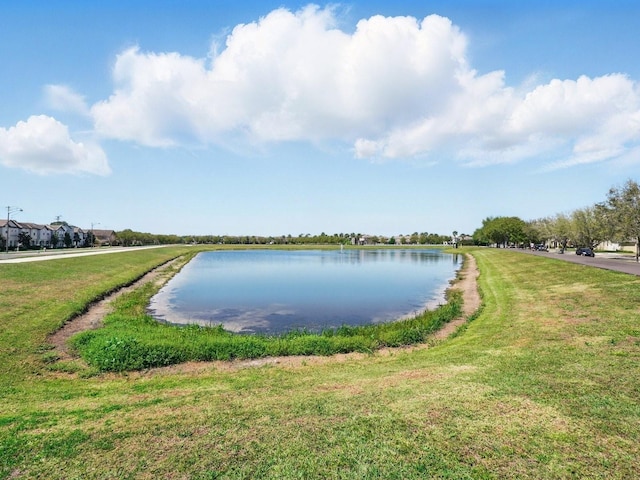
1,0,639,237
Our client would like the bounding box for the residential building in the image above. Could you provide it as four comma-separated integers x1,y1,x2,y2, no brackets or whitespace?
0,219,22,249
92,229,117,246
1,219,114,250
73,227,86,247
49,223,75,248
18,222,52,248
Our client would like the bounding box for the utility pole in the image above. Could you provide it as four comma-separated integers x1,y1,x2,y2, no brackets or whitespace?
90,222,100,247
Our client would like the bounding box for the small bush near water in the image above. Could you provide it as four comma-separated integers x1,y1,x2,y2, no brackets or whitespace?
70,283,462,372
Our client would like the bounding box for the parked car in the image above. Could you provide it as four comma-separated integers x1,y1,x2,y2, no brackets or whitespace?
576,247,595,257
535,244,548,251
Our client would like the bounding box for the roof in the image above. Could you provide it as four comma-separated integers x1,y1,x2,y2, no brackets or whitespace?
18,222,46,229
0,219,21,228
91,229,117,241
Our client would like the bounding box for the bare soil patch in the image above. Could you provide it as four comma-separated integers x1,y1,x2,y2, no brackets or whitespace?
432,252,480,340
48,257,183,359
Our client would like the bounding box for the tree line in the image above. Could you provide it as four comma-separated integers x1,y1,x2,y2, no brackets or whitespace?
473,179,640,261
114,230,454,247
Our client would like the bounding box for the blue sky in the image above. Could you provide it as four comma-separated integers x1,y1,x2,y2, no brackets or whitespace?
1,1,639,237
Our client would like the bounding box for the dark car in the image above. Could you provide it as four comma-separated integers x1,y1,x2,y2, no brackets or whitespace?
576,247,595,257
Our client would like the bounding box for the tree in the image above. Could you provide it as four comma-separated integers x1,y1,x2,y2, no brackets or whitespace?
117,229,136,247
476,216,526,248
604,179,640,262
84,231,95,247
503,218,527,246
549,213,572,252
571,206,607,250
63,232,73,248
18,232,31,249
528,217,555,246
480,218,507,247
472,222,491,246
523,221,543,246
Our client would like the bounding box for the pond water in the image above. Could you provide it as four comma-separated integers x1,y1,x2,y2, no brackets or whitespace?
149,249,462,334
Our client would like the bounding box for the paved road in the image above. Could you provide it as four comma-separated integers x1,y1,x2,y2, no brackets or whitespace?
515,248,640,276
0,245,171,264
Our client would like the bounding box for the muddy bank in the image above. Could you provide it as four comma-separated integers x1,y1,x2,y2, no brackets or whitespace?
48,257,185,359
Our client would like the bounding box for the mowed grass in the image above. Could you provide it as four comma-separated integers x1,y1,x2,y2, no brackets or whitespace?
0,247,196,384
1,247,639,479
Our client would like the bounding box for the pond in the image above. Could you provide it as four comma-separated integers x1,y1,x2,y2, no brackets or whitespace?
149,249,462,334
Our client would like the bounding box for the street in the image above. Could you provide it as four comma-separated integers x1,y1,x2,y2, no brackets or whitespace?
516,248,640,276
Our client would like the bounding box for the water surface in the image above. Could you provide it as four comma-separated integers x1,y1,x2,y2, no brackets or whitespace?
149,249,461,334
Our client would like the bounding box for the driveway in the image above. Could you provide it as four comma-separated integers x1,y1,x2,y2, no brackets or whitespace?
516,248,640,276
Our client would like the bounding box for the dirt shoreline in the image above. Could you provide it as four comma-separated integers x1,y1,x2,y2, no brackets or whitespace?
48,257,185,359
49,252,481,371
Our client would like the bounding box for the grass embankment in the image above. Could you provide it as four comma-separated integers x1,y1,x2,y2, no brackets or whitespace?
0,246,195,383
70,284,461,372
1,247,639,478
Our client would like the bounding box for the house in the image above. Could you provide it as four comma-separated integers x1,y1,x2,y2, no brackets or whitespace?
2,220,57,249
19,222,52,248
49,223,75,247
1,218,119,250
0,219,22,249
597,240,637,253
349,235,377,246
92,229,117,246
73,227,86,247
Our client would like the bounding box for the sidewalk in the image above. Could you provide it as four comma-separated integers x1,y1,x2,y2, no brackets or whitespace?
0,245,170,264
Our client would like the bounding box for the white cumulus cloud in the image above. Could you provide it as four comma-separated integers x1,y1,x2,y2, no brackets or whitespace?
91,6,472,147
87,4,640,170
0,115,110,175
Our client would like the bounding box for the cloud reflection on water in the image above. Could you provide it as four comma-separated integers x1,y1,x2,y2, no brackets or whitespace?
148,249,461,334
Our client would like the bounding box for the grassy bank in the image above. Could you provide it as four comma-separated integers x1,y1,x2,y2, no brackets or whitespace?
0,246,195,385
1,247,639,478
69,282,461,372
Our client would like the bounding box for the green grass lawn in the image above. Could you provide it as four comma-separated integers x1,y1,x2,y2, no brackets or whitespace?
1,247,639,479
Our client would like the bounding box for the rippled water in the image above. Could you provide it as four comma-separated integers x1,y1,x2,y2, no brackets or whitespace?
149,249,462,334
